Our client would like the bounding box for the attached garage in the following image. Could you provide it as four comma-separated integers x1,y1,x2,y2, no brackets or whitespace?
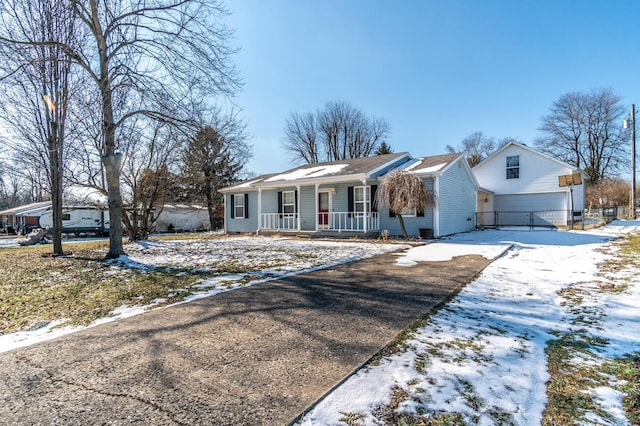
494,192,569,226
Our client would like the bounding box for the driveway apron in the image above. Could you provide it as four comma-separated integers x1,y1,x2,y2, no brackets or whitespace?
0,250,493,425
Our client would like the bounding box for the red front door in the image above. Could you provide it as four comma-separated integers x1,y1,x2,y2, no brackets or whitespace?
318,192,329,226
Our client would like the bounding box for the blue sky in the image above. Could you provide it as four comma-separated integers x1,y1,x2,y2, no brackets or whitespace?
226,1,640,175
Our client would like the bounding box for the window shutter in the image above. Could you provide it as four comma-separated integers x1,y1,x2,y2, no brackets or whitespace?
389,209,396,218
230,195,235,219
277,191,283,214
294,190,298,213
371,185,378,212
417,210,425,217
244,193,249,218
348,186,354,217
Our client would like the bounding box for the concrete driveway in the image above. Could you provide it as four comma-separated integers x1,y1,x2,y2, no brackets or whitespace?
0,250,494,425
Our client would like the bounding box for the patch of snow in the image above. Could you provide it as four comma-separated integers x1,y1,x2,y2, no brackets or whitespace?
0,238,22,248
411,162,448,174
583,386,627,425
394,241,510,265
264,164,348,182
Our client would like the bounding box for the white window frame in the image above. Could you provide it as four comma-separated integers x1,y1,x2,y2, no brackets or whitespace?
354,186,371,213
282,190,295,214
233,194,245,219
399,207,417,217
506,155,520,179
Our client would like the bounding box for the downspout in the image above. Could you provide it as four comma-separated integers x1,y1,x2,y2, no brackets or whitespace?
433,176,440,237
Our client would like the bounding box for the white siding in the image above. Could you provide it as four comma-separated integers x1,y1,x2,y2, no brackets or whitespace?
475,145,572,194
438,159,476,236
473,144,585,212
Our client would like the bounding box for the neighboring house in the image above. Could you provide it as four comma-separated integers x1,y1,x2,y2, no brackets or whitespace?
473,141,586,226
0,201,51,234
220,152,478,238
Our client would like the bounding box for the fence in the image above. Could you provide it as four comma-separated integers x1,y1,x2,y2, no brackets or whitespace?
476,210,572,228
478,207,631,230
584,206,628,225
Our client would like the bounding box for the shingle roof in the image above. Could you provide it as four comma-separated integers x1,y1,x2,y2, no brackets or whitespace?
401,153,462,175
221,152,410,191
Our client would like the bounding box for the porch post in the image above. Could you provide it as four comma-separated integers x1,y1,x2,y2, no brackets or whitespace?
362,178,368,233
296,185,301,231
257,188,262,233
433,176,440,237
315,183,319,232
223,193,227,234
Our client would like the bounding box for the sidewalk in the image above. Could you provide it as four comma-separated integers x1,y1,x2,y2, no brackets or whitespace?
0,250,494,425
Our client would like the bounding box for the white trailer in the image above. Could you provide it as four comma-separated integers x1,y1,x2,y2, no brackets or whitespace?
39,207,110,236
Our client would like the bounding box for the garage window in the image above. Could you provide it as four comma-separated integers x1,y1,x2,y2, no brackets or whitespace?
506,155,519,179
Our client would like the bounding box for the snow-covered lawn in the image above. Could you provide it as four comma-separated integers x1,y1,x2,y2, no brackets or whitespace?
0,236,407,353
299,221,640,425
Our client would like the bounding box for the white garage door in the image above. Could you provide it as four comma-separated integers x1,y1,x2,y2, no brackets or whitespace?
495,193,568,226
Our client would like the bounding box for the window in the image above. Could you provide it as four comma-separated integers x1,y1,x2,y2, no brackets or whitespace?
354,186,371,213
399,207,417,217
62,213,71,221
506,155,520,179
282,191,295,214
233,194,245,219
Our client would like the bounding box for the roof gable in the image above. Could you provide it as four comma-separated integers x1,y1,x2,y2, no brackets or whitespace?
473,141,581,172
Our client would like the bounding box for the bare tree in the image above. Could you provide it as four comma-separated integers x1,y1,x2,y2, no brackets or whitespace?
179,114,251,229
0,0,81,254
446,132,517,167
120,122,182,241
585,179,631,208
283,100,390,164
1,0,241,258
376,170,437,239
282,112,320,164
536,88,627,183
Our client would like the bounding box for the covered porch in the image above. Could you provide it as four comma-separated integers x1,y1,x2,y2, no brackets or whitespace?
257,182,380,233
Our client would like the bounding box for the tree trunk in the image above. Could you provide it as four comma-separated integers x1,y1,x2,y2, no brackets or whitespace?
205,181,216,230
103,153,124,257
397,214,408,239
91,0,124,258
49,120,63,256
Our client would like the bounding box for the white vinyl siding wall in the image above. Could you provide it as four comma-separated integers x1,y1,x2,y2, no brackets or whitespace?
473,143,584,214
438,160,477,237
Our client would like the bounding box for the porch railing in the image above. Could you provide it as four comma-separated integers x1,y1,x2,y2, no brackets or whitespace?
260,211,379,232
260,213,298,230
323,212,379,232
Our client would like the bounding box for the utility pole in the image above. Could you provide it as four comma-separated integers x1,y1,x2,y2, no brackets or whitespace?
632,104,636,220
625,104,636,220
